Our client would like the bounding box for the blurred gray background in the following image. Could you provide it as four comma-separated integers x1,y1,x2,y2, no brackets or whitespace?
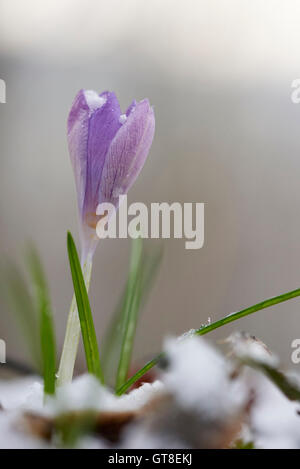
1,0,300,376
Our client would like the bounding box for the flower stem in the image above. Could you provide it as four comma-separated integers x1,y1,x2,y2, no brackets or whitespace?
57,257,92,387
116,286,300,395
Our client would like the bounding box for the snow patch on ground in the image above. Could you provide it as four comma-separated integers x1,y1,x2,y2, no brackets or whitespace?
0,376,43,412
162,337,247,419
48,374,164,416
227,331,278,367
0,411,50,449
1,335,300,448
0,374,164,416
250,374,300,449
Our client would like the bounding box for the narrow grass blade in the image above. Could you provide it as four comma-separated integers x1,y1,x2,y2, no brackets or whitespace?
115,238,143,391
140,244,163,302
2,262,41,372
116,286,300,395
102,243,162,385
101,288,127,385
27,246,56,395
67,232,103,383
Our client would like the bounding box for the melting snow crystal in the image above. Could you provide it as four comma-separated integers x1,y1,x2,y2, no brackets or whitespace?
84,90,106,113
119,114,127,124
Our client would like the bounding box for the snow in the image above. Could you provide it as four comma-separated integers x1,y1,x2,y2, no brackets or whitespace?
48,374,164,416
123,425,187,449
177,328,196,341
0,411,50,449
0,374,164,417
250,374,300,449
0,377,50,448
1,335,300,448
0,376,43,412
119,114,127,124
0,375,165,448
84,90,106,114
162,337,248,419
227,331,279,367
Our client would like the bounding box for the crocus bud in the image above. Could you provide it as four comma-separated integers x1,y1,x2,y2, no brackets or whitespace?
67,90,155,260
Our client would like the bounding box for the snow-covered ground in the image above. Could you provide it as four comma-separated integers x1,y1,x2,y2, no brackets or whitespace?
1,335,300,449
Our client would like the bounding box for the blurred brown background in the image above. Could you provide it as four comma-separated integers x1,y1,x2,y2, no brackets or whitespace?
1,0,300,376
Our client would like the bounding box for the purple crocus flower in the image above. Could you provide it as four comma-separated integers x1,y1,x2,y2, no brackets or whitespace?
67,89,155,260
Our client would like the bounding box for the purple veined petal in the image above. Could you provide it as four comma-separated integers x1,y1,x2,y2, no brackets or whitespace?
67,90,90,218
99,99,155,207
67,90,154,260
83,91,122,218
126,99,137,116
68,90,122,220
118,100,137,126
68,89,123,259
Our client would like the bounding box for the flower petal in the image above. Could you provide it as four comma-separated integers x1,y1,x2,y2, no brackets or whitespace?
68,90,122,218
83,91,122,217
68,90,123,259
67,89,90,217
126,99,137,116
99,99,155,207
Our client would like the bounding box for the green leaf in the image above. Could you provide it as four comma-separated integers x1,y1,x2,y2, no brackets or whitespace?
55,410,97,447
2,261,41,372
27,245,56,395
233,439,255,449
115,238,143,391
102,242,162,385
67,232,103,383
116,286,300,395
